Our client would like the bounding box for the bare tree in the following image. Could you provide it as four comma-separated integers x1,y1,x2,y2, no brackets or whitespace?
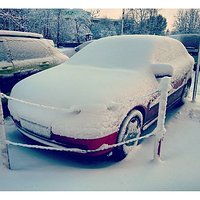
173,9,200,34
0,9,28,31
123,9,166,35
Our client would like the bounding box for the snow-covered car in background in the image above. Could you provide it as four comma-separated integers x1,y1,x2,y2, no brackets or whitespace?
60,40,93,58
8,35,194,161
0,30,68,93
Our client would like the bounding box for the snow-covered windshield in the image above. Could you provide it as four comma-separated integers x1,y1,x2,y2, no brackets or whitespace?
68,35,154,70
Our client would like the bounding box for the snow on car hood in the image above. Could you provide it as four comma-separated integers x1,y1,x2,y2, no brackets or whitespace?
8,63,157,139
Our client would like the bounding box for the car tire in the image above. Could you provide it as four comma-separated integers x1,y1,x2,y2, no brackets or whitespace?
112,110,143,162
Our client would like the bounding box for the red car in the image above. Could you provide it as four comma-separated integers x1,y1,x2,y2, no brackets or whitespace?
8,35,194,161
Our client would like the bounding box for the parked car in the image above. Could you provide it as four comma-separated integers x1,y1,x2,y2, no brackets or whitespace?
8,35,194,161
60,40,93,58
169,34,200,71
0,30,68,94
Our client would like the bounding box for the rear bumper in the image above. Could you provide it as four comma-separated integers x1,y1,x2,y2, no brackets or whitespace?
14,119,118,157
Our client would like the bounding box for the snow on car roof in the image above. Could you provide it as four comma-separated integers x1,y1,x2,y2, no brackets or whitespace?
68,35,184,70
0,30,43,39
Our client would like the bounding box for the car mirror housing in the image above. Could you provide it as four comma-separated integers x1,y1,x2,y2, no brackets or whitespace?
150,63,173,78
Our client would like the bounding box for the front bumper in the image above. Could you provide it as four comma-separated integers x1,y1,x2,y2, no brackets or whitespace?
13,119,118,156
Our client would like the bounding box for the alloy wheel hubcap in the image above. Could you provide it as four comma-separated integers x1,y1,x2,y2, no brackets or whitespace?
124,119,140,147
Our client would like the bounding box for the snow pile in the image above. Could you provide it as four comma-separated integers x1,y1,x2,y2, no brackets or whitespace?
175,100,200,123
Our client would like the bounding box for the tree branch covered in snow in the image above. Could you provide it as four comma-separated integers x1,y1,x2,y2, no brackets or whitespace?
123,9,167,35
0,8,169,44
172,9,200,34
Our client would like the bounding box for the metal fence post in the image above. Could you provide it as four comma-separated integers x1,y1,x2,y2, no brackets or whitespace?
192,41,200,102
0,93,10,169
121,9,125,35
154,77,171,161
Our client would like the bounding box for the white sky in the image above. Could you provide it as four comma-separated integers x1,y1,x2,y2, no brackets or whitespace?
1,0,199,31
1,0,199,9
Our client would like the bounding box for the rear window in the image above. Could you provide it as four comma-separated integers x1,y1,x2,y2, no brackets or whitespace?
7,39,51,61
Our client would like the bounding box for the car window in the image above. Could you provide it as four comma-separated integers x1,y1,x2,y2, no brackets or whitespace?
7,39,51,61
0,41,9,62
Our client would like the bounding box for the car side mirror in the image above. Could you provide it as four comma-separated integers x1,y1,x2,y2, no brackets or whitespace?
150,63,173,78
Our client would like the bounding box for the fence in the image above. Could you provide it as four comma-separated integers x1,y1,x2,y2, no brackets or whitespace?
0,77,170,169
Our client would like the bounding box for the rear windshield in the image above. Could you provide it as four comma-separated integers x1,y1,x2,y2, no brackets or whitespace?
7,39,51,61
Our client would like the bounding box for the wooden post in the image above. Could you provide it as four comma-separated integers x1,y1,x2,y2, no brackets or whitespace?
154,77,170,161
0,92,10,169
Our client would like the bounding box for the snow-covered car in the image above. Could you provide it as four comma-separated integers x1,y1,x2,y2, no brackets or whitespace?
0,30,68,93
60,40,93,58
8,35,194,161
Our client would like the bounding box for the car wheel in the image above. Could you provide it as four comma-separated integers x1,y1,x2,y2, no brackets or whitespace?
112,110,143,161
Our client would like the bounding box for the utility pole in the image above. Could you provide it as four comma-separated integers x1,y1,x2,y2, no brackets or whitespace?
121,9,125,35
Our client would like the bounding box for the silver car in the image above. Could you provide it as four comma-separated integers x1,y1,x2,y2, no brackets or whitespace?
0,30,68,93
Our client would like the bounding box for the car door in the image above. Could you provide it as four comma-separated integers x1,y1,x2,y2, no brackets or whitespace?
6,38,53,78
0,40,14,74
144,42,172,123
166,42,192,107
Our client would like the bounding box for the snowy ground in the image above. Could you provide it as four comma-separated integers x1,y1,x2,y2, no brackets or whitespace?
0,78,200,191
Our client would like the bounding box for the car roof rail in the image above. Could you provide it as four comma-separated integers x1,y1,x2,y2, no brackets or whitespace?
0,30,43,39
